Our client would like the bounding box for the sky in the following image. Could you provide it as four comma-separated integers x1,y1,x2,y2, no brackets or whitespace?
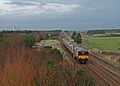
0,0,120,31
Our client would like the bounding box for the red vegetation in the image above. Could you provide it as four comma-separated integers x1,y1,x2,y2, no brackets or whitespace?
0,46,37,86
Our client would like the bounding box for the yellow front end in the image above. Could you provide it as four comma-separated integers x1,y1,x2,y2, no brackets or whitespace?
79,56,89,60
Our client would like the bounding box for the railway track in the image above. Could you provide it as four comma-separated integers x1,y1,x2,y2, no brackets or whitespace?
59,33,120,86
89,58,120,81
90,53,120,73
86,60,120,86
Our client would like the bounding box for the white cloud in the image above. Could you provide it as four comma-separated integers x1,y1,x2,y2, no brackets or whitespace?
0,0,80,15
41,3,80,13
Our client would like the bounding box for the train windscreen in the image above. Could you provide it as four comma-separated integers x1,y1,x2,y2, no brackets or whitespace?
84,51,89,55
78,51,89,55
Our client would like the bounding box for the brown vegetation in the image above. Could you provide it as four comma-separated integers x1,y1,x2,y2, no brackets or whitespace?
0,32,94,86
0,46,37,86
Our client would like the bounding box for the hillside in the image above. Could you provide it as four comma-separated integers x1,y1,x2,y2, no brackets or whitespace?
0,31,95,86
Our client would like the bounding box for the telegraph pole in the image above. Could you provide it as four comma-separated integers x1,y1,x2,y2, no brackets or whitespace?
71,40,75,57
87,36,89,50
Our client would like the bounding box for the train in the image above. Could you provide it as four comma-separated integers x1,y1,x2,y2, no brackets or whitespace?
62,38,89,63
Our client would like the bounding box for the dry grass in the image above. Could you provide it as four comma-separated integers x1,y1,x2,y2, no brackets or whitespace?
0,46,37,86
36,40,62,51
91,51,120,67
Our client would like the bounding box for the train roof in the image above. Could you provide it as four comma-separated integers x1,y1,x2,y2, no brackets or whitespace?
63,39,88,52
74,45,87,51
63,39,73,46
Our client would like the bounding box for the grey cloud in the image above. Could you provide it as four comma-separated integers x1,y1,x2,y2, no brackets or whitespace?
5,1,38,6
0,0,80,15
5,0,79,5
0,0,120,30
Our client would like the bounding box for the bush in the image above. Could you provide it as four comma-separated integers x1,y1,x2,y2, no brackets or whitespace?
22,35,36,48
0,33,6,42
39,60,95,86
50,32,60,39
51,48,62,56
39,60,60,86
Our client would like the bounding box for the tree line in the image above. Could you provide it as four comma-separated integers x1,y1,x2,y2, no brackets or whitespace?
71,32,82,44
87,30,105,35
87,29,120,35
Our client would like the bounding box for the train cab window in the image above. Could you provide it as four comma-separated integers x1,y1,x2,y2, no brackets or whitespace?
78,51,83,55
84,52,89,55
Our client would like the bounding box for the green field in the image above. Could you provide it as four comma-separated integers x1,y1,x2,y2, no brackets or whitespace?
83,36,120,51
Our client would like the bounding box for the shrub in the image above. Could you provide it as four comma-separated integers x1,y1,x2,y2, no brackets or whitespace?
50,32,60,39
39,61,95,86
51,48,62,56
39,60,60,86
22,35,36,48
51,48,59,53
0,33,6,42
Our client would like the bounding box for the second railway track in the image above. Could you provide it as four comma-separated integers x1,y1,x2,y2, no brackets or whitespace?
86,59,120,86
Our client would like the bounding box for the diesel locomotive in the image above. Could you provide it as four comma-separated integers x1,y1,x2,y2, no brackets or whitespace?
62,39,89,63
